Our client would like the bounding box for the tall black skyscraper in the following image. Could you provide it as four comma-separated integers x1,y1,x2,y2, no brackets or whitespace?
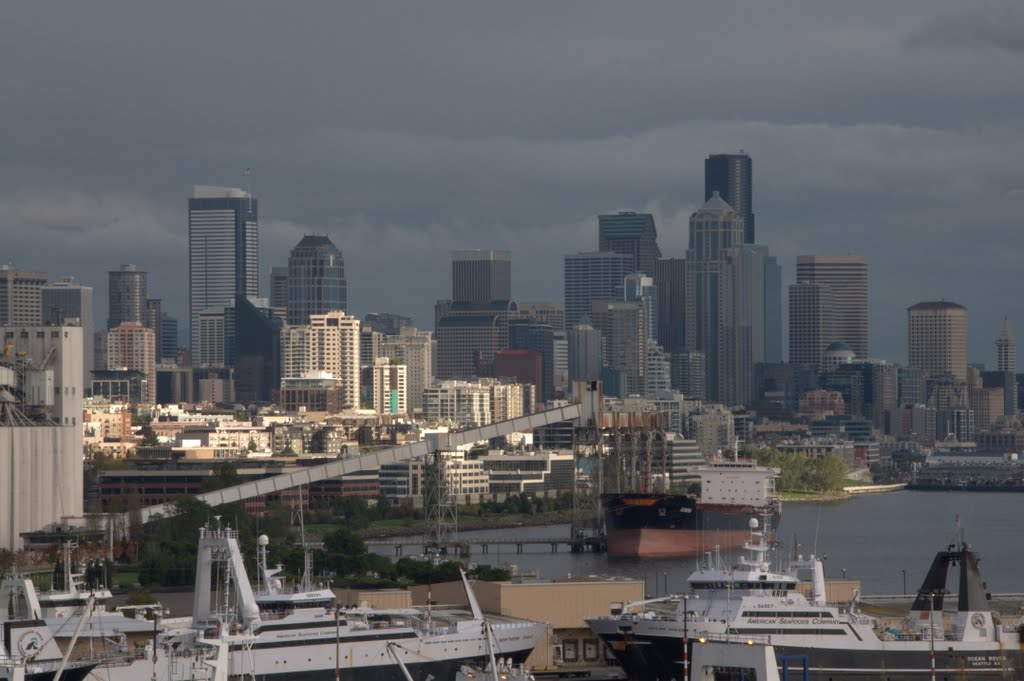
705,152,755,243
188,185,258,356
286,235,347,325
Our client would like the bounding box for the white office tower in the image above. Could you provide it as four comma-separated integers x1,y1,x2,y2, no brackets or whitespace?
0,324,84,550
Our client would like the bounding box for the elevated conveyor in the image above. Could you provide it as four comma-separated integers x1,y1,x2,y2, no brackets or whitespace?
138,403,583,523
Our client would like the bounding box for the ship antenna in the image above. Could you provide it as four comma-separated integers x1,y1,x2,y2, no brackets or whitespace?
812,505,822,558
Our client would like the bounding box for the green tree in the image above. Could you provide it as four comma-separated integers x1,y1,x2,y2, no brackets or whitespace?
201,463,243,493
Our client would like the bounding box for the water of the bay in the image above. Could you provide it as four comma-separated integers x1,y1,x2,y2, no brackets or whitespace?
371,491,1024,596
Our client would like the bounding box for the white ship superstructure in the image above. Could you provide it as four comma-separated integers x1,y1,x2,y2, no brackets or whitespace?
588,519,1024,680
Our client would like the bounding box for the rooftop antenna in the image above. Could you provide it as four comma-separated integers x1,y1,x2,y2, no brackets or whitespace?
242,167,252,197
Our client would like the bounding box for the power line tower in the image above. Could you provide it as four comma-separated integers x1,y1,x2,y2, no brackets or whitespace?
423,433,457,551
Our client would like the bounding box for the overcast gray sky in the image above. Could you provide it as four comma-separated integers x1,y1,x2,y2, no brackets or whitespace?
2,2,1022,364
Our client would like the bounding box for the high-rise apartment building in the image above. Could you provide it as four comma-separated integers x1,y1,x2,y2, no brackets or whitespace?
107,322,156,404
371,357,407,415
907,301,967,383
287,235,347,325
795,255,869,360
41,277,94,387
788,282,834,366
563,251,632,333
705,153,754,243
0,264,46,325
997,318,1016,373
598,212,661,275
281,310,360,408
380,328,433,413
451,250,512,304
107,264,147,329
188,185,258,355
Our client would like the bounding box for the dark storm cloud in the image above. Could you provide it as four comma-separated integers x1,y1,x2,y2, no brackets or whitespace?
1,1,1022,364
905,6,1024,55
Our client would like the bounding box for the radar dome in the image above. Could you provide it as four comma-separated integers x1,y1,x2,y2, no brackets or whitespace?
258,534,269,546
749,518,759,530
242,602,260,624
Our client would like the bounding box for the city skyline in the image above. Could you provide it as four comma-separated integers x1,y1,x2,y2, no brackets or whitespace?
1,3,1021,365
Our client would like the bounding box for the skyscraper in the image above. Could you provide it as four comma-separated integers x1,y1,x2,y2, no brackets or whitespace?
907,301,967,382
234,295,281,404
563,251,632,332
598,212,661,275
651,257,685,353
107,264,147,329
160,313,178,361
568,322,602,384
788,282,834,366
705,153,754,243
287,235,347,325
591,299,646,398
188,185,258,356
145,298,162,360
269,266,289,319
997,318,1016,373
436,250,514,380
451,250,512,304
684,193,745,402
0,264,46,325
41,276,94,387
795,255,869,360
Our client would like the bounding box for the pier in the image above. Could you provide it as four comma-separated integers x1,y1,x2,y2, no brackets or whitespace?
367,535,608,558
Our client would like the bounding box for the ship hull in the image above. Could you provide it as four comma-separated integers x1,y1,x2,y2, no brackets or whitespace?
228,651,530,681
603,494,780,558
595,632,1024,681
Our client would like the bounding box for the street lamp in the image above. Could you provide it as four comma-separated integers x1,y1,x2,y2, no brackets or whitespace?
902,569,907,596
682,593,698,681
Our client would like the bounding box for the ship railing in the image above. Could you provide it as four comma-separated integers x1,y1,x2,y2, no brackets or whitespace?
698,633,772,646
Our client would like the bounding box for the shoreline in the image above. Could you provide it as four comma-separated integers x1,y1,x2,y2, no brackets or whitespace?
360,510,574,540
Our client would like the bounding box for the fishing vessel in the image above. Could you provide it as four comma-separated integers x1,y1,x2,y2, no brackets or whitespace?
588,519,1024,680
152,520,545,681
603,457,781,558
0,573,104,681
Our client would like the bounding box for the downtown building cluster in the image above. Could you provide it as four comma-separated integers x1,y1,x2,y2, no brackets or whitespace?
3,154,1022,548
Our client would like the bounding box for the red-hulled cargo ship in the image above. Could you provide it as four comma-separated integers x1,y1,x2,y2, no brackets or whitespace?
603,459,780,558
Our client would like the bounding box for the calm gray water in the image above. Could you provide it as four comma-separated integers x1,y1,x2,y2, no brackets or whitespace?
372,491,1024,596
